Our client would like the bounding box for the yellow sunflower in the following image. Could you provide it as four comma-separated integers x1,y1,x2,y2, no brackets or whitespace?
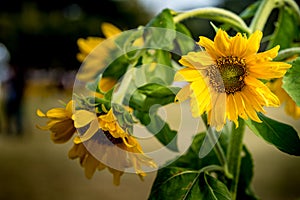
76,22,122,81
77,22,121,62
175,29,291,130
267,78,300,119
37,100,76,143
71,108,157,185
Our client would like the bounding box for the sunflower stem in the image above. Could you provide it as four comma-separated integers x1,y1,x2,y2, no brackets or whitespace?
173,7,251,34
275,47,300,61
201,115,232,179
249,0,281,32
226,118,245,200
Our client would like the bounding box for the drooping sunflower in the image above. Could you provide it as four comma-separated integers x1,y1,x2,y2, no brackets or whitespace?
37,100,76,143
267,78,300,119
71,108,157,185
175,29,291,130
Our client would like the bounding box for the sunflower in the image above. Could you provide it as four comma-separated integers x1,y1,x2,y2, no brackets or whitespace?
267,78,300,119
71,108,157,185
175,29,291,130
77,22,121,62
76,23,122,81
37,100,76,143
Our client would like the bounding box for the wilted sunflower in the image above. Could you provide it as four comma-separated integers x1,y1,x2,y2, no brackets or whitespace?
72,108,157,185
175,29,291,130
267,78,300,119
37,100,76,143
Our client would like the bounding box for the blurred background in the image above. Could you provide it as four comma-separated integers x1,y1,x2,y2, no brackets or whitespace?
0,0,299,199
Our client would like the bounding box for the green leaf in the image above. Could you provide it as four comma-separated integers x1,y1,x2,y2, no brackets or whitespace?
103,54,129,80
149,167,202,200
134,110,178,152
129,83,180,112
245,113,300,156
174,23,195,55
145,9,176,49
199,173,231,200
282,57,300,106
149,167,231,200
267,6,300,49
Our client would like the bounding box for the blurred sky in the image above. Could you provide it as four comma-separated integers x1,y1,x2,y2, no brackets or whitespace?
136,0,221,14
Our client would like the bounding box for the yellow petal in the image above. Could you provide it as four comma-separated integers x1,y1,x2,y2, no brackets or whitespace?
243,30,262,57
248,62,291,79
231,32,247,57
175,68,202,82
175,84,191,102
214,29,231,57
240,90,262,122
234,92,248,120
179,52,214,69
36,109,46,117
101,22,121,38
46,108,69,119
72,110,96,128
209,92,226,131
246,45,279,64
83,154,100,179
78,119,99,143
198,36,219,59
227,93,238,127
65,100,74,114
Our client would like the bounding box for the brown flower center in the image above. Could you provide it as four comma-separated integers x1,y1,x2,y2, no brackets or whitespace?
207,56,247,94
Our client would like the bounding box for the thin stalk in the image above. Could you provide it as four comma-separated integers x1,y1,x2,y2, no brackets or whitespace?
201,115,232,179
275,47,300,61
173,7,251,34
226,118,246,200
249,0,280,32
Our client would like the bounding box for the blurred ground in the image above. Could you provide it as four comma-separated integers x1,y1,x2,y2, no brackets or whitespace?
0,76,299,200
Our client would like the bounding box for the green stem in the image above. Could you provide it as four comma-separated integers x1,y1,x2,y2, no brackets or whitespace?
275,47,300,61
173,7,251,34
249,0,281,32
201,115,232,179
226,118,246,200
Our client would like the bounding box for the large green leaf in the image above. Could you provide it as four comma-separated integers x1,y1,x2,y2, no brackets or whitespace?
149,167,231,200
149,167,202,200
267,6,300,49
282,57,300,106
245,113,300,156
